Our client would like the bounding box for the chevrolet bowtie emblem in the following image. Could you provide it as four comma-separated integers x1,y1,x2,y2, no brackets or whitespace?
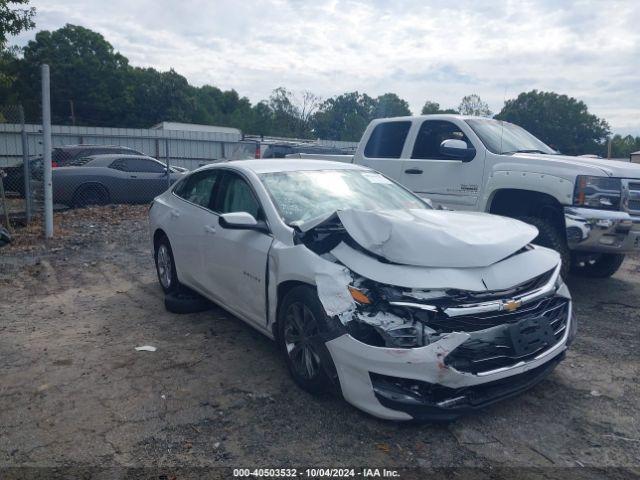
503,299,522,312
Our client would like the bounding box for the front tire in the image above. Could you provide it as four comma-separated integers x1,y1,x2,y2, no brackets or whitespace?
572,253,625,278
277,286,337,395
517,216,571,279
154,235,179,294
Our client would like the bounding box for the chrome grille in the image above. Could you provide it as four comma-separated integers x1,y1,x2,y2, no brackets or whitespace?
624,180,640,215
444,296,570,374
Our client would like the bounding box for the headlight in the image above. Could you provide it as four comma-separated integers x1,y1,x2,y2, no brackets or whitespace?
573,175,621,210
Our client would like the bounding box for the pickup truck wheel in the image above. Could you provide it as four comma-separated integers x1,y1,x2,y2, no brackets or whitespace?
572,253,625,278
517,216,571,279
277,286,338,395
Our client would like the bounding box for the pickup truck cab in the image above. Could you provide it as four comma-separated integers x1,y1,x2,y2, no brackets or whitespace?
292,115,640,278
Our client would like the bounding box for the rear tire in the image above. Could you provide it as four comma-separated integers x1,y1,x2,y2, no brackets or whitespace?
72,184,109,207
572,253,625,278
154,235,179,294
277,286,338,395
517,215,571,279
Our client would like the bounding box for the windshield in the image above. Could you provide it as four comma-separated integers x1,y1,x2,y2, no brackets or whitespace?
466,119,557,155
259,169,429,225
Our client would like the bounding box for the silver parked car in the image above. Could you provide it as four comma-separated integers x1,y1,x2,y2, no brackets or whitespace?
53,154,187,207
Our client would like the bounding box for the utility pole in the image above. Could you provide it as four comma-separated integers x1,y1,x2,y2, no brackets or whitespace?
69,99,76,126
42,64,53,238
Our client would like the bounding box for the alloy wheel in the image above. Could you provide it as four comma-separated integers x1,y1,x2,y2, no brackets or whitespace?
157,244,172,289
283,302,321,380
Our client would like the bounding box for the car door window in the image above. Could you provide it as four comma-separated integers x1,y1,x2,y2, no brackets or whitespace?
412,120,472,160
217,173,260,218
125,158,166,173
175,170,220,209
109,159,128,171
364,121,411,158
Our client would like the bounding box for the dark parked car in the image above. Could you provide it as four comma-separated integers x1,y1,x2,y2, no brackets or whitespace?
52,154,186,207
3,145,145,196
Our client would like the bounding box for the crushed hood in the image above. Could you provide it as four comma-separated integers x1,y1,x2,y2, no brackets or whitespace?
298,208,538,268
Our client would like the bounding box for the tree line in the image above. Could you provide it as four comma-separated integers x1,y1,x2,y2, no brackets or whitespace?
1,18,638,157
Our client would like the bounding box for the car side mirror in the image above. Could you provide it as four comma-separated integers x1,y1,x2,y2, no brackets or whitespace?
219,212,269,233
440,139,476,161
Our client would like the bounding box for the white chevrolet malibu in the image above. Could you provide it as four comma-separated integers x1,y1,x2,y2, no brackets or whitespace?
149,159,576,421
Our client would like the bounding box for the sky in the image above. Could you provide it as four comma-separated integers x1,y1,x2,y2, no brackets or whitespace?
9,0,640,135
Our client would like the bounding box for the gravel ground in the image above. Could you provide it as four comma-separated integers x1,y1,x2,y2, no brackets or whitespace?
0,206,639,479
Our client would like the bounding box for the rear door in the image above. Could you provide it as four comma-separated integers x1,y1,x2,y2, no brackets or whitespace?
400,120,485,209
357,121,412,181
202,170,272,326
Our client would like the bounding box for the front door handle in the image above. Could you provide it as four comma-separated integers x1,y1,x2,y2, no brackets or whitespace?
129,175,138,178
204,225,217,234
404,168,423,175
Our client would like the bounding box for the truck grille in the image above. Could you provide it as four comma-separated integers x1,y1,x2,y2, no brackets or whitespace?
627,181,640,214
444,296,569,374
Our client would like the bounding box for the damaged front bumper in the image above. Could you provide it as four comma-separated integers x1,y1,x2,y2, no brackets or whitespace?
326,277,575,421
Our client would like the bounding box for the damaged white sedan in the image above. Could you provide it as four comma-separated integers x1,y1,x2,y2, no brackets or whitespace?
149,160,576,421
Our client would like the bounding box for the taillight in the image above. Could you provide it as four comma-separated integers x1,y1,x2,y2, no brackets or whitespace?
254,144,260,159
52,161,59,168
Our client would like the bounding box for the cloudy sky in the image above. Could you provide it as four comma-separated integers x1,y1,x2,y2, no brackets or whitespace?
10,0,640,135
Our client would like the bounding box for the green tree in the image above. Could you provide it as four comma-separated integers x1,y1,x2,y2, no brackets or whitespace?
610,134,640,158
16,24,133,125
458,94,492,116
312,91,376,141
373,92,411,118
495,90,610,155
0,0,35,48
420,100,458,115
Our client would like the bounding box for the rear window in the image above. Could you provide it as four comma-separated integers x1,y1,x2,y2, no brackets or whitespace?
364,121,411,158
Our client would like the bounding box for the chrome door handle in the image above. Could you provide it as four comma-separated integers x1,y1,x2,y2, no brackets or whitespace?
204,225,217,234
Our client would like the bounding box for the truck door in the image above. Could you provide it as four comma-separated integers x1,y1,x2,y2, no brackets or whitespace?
357,121,412,181
400,120,485,209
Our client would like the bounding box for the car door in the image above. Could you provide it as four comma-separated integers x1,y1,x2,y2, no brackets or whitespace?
357,121,412,181
121,158,171,203
201,170,272,326
400,120,485,209
169,169,223,289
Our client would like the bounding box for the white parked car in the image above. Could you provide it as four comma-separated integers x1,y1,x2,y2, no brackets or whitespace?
149,159,576,421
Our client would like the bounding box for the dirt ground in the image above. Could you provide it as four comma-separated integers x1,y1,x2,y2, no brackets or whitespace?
0,206,639,479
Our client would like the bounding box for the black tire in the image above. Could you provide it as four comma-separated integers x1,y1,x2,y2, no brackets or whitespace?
164,288,212,314
72,184,109,207
154,235,179,294
572,253,625,278
277,286,339,395
517,215,571,279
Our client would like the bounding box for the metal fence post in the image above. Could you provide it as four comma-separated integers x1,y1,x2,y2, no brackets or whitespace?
42,64,53,238
19,105,32,222
165,138,171,189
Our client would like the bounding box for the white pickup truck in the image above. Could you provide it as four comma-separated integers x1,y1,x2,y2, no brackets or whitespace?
290,114,640,278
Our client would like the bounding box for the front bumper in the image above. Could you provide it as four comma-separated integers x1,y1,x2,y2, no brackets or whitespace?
326,300,574,421
565,206,640,253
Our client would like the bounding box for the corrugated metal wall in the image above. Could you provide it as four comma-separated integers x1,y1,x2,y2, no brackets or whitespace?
0,123,254,170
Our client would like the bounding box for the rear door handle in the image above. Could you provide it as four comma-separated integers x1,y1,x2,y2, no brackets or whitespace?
129,175,138,178
204,225,217,234
404,168,423,175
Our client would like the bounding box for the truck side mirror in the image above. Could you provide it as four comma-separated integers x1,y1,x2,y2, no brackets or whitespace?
440,139,476,161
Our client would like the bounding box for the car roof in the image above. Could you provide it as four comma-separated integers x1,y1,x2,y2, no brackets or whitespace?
55,144,137,150
200,159,367,174
84,154,158,160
